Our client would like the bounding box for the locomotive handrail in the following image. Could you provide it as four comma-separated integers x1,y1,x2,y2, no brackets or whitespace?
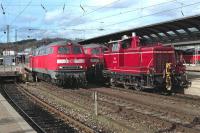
147,58,153,68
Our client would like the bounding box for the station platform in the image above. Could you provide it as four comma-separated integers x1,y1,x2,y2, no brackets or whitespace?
186,65,200,72
0,65,24,83
0,94,36,133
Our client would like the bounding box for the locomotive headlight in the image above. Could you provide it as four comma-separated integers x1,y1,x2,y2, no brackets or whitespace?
90,58,100,63
80,66,83,69
74,59,85,63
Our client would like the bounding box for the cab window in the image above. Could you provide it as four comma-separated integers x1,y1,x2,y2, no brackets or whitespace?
121,39,131,49
111,43,119,52
72,46,82,54
58,46,70,54
91,48,100,55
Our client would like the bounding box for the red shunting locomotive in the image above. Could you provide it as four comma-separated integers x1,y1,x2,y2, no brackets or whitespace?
83,44,108,82
30,41,87,87
103,34,190,92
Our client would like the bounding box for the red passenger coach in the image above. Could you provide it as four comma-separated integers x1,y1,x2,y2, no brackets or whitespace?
103,35,190,92
30,41,87,87
83,44,108,81
182,48,200,64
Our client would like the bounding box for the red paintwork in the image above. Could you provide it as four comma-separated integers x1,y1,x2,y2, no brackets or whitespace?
30,42,87,73
183,55,200,64
179,48,200,64
83,44,108,68
104,36,176,75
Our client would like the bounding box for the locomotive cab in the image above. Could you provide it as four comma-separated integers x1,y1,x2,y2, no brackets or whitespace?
57,43,86,71
103,35,190,92
83,44,108,82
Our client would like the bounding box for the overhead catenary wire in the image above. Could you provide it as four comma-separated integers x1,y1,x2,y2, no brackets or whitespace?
102,1,200,27
66,0,121,24
11,0,200,41
0,4,127,8
93,0,178,21
68,0,178,27
2,0,32,42
176,0,185,16
10,0,32,25
17,27,120,31
2,0,200,42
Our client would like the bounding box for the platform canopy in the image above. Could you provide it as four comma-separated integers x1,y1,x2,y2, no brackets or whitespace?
79,15,200,46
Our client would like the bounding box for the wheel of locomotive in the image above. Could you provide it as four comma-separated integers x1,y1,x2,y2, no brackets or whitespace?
75,78,79,89
56,79,63,87
110,78,116,87
81,79,87,89
123,82,130,89
83,76,88,88
32,73,36,82
46,75,51,83
135,85,142,91
51,79,57,85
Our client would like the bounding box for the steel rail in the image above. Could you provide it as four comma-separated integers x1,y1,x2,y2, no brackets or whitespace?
18,84,95,133
1,84,46,133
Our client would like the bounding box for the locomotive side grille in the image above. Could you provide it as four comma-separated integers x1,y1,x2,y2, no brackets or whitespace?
155,53,172,73
59,66,82,70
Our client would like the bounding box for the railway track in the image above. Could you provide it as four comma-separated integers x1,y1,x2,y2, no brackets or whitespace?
1,83,94,133
0,84,46,133
77,88,200,131
110,86,200,106
21,82,200,133
21,82,133,132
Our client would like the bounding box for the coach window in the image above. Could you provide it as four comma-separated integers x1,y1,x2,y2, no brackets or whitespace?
73,46,82,54
111,43,119,52
121,39,131,49
58,46,70,54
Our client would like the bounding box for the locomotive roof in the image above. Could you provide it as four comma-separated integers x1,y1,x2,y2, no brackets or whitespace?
83,44,107,48
48,41,80,47
34,41,80,51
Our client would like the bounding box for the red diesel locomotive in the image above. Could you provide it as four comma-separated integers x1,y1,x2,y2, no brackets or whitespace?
83,44,108,81
30,41,87,87
103,35,190,92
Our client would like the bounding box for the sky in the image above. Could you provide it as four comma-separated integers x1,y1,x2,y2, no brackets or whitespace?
0,0,200,42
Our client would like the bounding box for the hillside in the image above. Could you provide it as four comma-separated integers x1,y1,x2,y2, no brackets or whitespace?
0,38,83,53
